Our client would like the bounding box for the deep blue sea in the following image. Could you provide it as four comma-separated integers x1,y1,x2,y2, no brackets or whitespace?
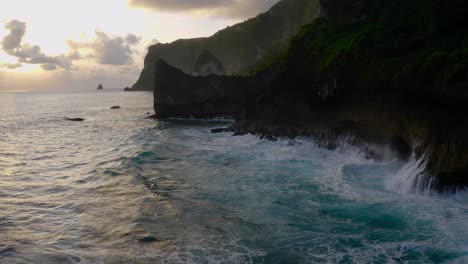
0,90,467,263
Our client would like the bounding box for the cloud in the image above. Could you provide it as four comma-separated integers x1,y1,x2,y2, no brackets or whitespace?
6,44,73,70
128,0,280,18
0,63,22,69
2,20,142,71
2,20,73,70
130,0,232,11
41,64,57,71
67,31,141,65
2,20,26,50
126,34,140,45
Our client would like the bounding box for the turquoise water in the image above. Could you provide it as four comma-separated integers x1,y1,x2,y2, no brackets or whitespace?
0,90,467,263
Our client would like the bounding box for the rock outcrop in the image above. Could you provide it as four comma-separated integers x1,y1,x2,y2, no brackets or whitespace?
65,118,85,122
153,60,279,119
193,50,225,76
128,0,321,91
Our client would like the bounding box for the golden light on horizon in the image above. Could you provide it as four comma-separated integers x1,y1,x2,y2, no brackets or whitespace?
0,0,260,90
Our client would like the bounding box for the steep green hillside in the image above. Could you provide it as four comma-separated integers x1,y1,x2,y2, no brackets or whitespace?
250,0,468,190
284,0,467,96
129,0,320,91
151,0,468,190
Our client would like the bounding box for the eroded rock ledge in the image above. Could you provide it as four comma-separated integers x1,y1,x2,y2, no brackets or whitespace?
153,60,279,119
153,59,468,192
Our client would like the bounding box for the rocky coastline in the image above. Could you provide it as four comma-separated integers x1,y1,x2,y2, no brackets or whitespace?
150,0,468,192
153,58,468,192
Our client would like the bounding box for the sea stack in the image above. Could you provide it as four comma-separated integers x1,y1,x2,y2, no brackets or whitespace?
97,84,104,90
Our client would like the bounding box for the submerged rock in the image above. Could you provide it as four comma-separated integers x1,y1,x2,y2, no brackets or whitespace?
137,236,158,243
211,127,231,134
65,118,85,122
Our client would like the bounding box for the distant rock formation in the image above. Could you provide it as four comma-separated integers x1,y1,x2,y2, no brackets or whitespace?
97,84,103,90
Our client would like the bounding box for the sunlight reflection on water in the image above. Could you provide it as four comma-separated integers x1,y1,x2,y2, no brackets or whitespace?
0,90,467,263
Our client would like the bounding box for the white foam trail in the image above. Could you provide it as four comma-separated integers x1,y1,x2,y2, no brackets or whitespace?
385,156,434,195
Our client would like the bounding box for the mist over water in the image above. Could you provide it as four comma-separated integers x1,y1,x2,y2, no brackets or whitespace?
0,91,467,263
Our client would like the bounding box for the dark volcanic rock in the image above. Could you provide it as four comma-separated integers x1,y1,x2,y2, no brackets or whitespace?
65,118,85,122
389,136,412,162
153,60,279,119
137,236,158,243
193,50,225,76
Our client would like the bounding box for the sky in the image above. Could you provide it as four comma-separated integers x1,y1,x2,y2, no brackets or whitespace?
0,0,280,91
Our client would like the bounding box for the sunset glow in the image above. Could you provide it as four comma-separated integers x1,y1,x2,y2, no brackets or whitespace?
0,0,270,90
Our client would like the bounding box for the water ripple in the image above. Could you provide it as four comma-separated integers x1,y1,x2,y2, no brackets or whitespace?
1,91,468,263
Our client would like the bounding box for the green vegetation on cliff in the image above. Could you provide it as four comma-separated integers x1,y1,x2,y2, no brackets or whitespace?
255,0,468,188
284,0,467,100
149,0,468,189
130,0,320,91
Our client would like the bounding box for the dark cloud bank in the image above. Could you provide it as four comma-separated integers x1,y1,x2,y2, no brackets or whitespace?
129,0,280,18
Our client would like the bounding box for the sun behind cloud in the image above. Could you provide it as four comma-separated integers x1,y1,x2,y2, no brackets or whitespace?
0,0,277,90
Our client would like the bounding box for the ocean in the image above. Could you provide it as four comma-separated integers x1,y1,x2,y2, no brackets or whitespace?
0,90,467,263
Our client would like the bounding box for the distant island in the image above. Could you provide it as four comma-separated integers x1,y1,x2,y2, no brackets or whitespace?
148,0,468,192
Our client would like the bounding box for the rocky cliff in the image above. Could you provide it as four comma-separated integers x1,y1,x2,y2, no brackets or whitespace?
129,0,320,91
153,59,280,119
152,0,468,192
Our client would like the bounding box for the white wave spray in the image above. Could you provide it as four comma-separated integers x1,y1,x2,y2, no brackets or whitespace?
385,156,434,195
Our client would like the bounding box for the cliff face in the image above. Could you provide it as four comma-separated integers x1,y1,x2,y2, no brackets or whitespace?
129,0,320,91
152,0,468,191
153,60,280,119
245,0,468,190
193,50,225,76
